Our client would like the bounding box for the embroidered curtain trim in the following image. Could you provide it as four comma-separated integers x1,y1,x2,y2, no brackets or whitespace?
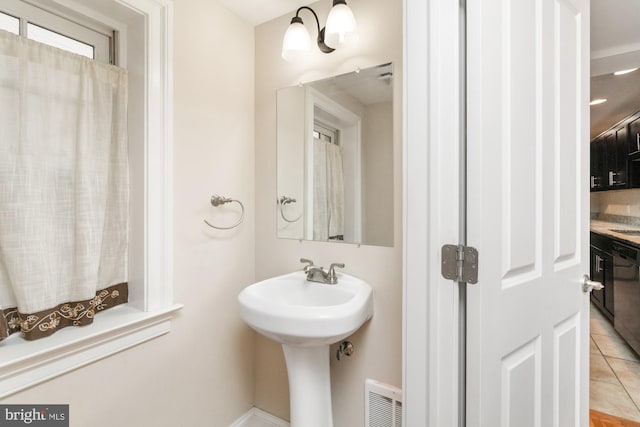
0,282,128,341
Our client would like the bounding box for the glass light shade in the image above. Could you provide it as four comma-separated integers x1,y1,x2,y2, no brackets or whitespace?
282,21,312,62
324,3,358,48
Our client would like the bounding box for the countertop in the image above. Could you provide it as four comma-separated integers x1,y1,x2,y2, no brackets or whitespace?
591,219,640,247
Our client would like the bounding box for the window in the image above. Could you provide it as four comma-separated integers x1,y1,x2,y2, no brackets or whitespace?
314,122,340,145
0,11,19,34
0,0,177,398
0,0,112,63
27,22,95,58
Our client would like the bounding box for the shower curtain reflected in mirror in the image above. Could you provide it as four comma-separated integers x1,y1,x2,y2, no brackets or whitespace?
313,138,344,241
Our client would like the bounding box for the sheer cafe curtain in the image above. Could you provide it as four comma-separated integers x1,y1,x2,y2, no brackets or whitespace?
0,30,129,341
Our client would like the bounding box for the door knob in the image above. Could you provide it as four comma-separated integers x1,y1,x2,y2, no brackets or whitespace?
583,275,604,293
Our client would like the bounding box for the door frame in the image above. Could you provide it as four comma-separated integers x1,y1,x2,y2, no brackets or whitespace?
403,0,463,425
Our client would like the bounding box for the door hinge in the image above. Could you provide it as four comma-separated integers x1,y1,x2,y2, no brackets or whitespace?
441,244,479,284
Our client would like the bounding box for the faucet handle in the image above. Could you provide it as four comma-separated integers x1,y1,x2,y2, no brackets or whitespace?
328,263,345,284
300,258,314,272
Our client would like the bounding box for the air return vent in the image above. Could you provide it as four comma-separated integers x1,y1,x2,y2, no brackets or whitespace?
365,379,402,427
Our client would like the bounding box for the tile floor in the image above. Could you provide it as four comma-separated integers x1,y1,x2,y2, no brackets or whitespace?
591,304,640,421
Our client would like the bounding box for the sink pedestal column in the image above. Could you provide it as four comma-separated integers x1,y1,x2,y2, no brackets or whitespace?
282,344,333,427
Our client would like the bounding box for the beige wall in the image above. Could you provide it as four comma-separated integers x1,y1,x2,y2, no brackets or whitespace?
276,86,306,239
363,101,394,245
254,0,403,424
3,2,257,426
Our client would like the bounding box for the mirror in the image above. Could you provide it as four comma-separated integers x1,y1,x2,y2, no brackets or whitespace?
277,63,394,246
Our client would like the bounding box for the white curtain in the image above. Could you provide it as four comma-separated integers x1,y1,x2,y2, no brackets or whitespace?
313,139,344,240
0,30,129,341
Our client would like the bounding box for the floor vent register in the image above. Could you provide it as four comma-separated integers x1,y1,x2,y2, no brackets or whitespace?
365,379,402,427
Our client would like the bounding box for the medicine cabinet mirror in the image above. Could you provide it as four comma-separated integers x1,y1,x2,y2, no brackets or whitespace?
276,63,395,246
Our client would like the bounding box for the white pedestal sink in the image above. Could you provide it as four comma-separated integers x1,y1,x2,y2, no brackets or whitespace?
238,271,373,427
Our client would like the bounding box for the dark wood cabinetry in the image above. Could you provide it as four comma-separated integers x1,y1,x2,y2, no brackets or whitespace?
590,245,614,320
590,111,640,191
591,136,606,190
590,232,614,320
629,116,640,156
612,126,628,188
629,116,640,188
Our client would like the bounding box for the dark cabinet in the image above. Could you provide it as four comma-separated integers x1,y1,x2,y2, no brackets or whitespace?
629,116,640,156
631,156,640,188
591,136,605,190
591,111,640,191
591,232,614,321
590,246,614,320
611,126,628,188
590,247,604,305
590,128,625,191
629,116,640,188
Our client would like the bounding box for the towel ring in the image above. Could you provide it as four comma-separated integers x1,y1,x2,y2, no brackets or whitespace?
279,196,302,223
204,195,245,230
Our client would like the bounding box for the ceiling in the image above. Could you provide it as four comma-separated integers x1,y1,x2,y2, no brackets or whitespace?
591,0,640,60
216,0,640,139
590,0,640,138
590,72,640,138
309,63,394,106
217,0,314,26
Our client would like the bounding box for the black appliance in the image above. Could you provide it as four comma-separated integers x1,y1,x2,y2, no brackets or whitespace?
612,241,640,355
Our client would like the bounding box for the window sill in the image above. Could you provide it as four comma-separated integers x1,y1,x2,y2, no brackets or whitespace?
0,303,183,398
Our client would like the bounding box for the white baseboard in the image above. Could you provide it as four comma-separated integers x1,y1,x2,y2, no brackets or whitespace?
229,407,289,427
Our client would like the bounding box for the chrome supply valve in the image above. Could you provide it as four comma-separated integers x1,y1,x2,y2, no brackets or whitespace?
336,341,354,360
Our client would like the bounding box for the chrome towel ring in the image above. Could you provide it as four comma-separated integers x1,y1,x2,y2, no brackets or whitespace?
204,195,245,230
279,196,302,223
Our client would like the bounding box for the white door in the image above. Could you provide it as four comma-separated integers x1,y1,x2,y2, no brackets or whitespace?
466,0,591,425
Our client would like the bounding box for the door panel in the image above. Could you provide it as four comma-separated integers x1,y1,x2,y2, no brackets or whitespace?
501,337,541,427
555,0,581,266
503,0,539,282
466,0,589,425
554,314,580,427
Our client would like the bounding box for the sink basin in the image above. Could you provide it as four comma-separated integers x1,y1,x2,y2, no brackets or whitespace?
238,271,373,346
238,270,373,427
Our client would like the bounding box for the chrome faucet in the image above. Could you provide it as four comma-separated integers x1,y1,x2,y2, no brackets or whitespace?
300,258,345,284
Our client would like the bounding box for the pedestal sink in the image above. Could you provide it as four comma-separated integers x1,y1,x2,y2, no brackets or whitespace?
238,270,373,427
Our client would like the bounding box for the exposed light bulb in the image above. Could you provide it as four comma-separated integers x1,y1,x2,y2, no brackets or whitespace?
589,98,607,106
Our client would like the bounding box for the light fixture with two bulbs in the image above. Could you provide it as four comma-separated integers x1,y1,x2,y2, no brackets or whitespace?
282,0,358,62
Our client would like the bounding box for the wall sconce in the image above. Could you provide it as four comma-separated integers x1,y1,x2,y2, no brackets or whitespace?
281,0,358,62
